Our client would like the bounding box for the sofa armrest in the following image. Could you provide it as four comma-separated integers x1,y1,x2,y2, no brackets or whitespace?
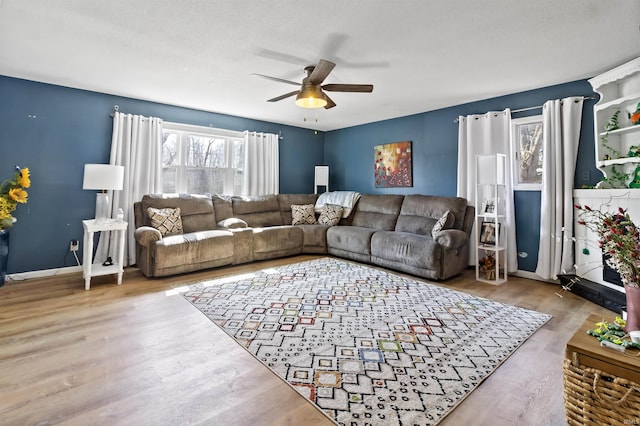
135,226,162,247
434,229,468,250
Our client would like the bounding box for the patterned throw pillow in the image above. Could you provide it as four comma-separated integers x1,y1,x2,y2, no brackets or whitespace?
318,204,344,226
291,204,317,225
431,210,454,238
147,207,183,236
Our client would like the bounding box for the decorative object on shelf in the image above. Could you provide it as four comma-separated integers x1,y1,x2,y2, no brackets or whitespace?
597,164,633,189
604,110,621,131
478,253,496,280
374,141,412,188
82,164,125,223
627,145,640,157
0,166,31,287
575,204,640,332
481,198,496,214
479,221,499,245
629,166,640,188
630,102,640,125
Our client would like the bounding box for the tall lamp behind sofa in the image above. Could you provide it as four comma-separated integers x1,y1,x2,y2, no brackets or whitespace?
314,165,329,194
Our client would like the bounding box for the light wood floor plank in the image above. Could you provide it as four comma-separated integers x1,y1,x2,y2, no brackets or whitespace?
0,255,614,425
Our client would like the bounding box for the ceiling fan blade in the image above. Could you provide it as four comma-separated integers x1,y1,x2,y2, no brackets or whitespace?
323,84,373,93
324,94,337,109
252,73,300,86
267,90,299,102
309,59,336,85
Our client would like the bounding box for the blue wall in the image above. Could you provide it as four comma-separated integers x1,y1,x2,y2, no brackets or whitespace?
0,76,323,274
1,75,601,275
324,79,600,271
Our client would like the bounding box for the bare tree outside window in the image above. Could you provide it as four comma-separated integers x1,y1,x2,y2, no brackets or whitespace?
511,116,543,190
161,127,245,195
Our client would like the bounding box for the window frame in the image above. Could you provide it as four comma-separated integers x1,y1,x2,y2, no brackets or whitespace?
510,115,544,191
162,122,245,195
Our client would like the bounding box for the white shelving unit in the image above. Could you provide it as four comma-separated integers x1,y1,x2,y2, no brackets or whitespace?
475,154,507,285
588,56,640,188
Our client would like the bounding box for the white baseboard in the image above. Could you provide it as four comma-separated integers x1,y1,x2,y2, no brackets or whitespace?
511,269,559,284
6,265,82,282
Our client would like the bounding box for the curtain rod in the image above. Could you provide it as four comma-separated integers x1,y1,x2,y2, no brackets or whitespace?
453,95,597,123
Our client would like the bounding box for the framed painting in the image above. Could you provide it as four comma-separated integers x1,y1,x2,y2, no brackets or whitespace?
374,141,413,188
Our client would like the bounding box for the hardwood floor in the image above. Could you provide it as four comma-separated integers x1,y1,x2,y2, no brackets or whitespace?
0,255,614,425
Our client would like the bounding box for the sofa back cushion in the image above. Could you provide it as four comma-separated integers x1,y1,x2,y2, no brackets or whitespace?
351,194,404,230
395,195,468,235
140,194,216,233
231,194,283,227
278,194,319,225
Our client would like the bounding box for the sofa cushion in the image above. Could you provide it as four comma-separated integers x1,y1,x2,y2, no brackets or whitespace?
395,195,468,235
351,194,404,230
431,210,454,238
371,231,441,270
326,226,376,255
153,230,234,269
141,194,217,233
318,204,343,226
291,204,317,225
231,195,283,227
147,207,183,236
252,226,303,259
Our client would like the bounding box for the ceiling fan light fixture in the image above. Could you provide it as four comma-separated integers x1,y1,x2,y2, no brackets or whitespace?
295,85,327,108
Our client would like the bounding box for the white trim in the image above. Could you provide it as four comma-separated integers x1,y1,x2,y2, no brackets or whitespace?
510,269,558,284
6,265,83,282
163,121,244,139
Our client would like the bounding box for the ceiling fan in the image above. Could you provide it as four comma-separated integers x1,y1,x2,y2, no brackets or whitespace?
252,59,373,109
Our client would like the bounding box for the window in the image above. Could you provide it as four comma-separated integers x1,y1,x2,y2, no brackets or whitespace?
511,115,543,190
162,123,244,195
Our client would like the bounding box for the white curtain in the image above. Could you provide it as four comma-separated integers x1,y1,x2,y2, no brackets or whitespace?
242,131,279,195
95,112,163,266
535,97,584,280
457,109,518,272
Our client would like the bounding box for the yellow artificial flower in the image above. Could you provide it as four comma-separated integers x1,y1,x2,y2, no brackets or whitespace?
9,187,28,203
18,168,31,188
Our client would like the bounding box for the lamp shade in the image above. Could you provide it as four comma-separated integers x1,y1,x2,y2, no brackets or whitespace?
295,85,327,108
83,164,124,191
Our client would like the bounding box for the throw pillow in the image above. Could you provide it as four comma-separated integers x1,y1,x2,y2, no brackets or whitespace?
318,204,344,226
431,210,454,238
147,207,183,236
217,217,248,229
291,204,317,225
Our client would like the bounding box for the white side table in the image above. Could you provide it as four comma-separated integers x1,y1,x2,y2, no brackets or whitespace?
82,219,128,290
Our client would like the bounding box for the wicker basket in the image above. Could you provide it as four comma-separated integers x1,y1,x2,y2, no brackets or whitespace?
563,358,640,425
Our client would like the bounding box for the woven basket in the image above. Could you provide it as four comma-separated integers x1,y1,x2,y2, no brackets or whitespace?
563,358,640,425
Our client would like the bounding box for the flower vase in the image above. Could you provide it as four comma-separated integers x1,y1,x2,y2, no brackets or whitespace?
0,229,9,287
624,283,640,332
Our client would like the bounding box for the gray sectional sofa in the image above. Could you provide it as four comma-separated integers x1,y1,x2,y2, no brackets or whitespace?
133,192,474,280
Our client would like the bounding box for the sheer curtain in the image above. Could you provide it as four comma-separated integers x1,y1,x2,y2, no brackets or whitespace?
535,97,584,280
242,131,279,195
457,109,518,271
95,112,163,266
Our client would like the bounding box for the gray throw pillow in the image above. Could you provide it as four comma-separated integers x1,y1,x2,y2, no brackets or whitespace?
291,204,317,225
318,204,343,226
147,207,183,236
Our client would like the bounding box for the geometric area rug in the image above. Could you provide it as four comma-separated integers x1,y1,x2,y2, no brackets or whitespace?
183,257,551,425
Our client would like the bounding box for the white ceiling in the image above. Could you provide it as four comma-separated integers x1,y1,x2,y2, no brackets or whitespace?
1,0,639,131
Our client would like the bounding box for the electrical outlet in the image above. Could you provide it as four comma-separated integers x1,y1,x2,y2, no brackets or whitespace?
69,240,79,252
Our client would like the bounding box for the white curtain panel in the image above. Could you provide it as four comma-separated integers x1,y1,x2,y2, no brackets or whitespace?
457,110,518,272
535,97,584,280
95,112,163,266
242,131,279,195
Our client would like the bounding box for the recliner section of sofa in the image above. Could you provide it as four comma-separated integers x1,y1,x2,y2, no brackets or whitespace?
133,192,474,280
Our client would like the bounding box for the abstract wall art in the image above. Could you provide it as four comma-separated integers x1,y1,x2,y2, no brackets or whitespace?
374,141,413,188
